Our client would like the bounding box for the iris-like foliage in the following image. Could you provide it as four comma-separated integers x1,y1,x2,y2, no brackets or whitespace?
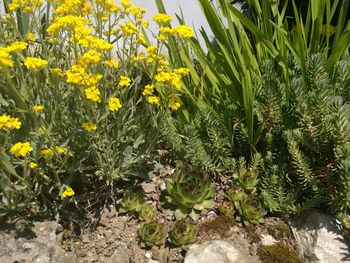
139,221,165,247
119,190,145,214
169,220,197,249
164,168,215,220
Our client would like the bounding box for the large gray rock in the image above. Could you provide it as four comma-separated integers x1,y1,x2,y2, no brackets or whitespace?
0,220,77,263
287,211,350,262
184,240,258,263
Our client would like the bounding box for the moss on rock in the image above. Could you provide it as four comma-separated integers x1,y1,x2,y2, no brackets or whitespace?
257,243,304,263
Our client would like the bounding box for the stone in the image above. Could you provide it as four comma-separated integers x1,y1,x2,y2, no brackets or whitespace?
141,182,157,193
0,220,77,263
286,211,350,262
260,234,278,246
184,240,259,263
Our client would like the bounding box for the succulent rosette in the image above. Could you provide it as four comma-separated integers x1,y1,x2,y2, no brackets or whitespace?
169,220,197,249
237,197,265,225
119,190,145,214
139,204,156,221
227,185,245,202
139,221,165,247
165,169,215,220
218,201,234,216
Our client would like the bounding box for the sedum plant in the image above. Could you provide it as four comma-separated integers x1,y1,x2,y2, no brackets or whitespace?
164,168,215,220
169,220,197,249
139,221,165,247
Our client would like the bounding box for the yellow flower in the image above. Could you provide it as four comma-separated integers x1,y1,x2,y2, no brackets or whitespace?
82,122,97,132
153,13,173,24
41,148,53,160
77,50,101,66
5,41,28,52
108,97,122,111
142,84,154,96
24,57,48,70
0,49,14,68
10,142,33,157
121,0,132,8
50,67,65,78
27,33,36,42
169,95,181,111
29,162,38,169
54,146,69,154
174,67,190,76
119,76,131,87
62,186,75,198
105,60,119,68
173,25,194,40
148,96,160,105
9,3,20,11
0,115,21,130
119,21,138,35
33,105,44,112
84,86,101,102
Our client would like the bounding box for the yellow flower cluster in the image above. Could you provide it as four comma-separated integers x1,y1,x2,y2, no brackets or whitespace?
62,186,75,198
155,67,190,90
0,115,21,130
172,25,194,40
54,146,69,154
54,0,92,17
24,57,48,71
108,97,122,111
119,21,139,35
27,33,36,42
41,148,53,160
66,65,102,86
40,145,70,160
169,94,181,111
145,46,165,64
157,25,194,42
10,142,33,157
85,86,101,102
9,0,43,13
33,105,44,112
82,122,97,132
50,68,65,78
119,76,132,87
29,162,38,169
142,85,160,105
153,14,173,24
105,60,119,68
77,50,101,66
142,84,154,96
0,41,27,68
94,0,121,13
148,96,160,105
